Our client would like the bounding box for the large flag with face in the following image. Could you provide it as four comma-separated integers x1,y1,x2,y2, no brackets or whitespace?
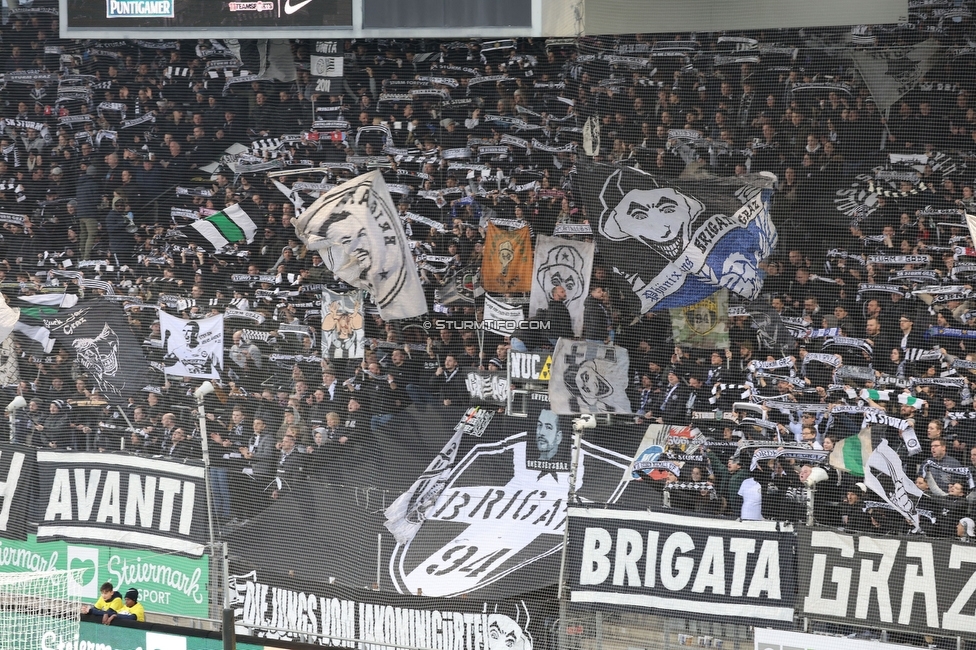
852,39,941,115
185,204,258,253
482,223,533,293
159,312,224,379
292,171,427,321
528,235,594,337
549,338,631,415
42,301,149,406
577,164,777,313
863,438,925,532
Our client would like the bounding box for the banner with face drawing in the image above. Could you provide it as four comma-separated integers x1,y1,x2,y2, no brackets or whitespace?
549,339,632,415
159,312,224,379
42,301,150,407
528,236,594,337
578,164,777,313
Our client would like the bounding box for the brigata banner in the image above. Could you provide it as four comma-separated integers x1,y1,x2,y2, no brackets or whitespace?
0,534,208,617
566,509,796,626
228,566,553,648
797,528,976,639
32,450,208,556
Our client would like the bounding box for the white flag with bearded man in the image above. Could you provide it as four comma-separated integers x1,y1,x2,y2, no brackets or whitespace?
293,171,427,321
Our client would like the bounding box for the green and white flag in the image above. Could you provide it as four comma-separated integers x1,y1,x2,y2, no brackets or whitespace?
829,427,874,477
186,204,258,252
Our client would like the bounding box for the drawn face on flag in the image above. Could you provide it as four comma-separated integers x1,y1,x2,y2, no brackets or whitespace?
487,614,532,650
498,241,515,275
536,246,585,304
73,324,121,395
566,359,614,408
599,173,704,261
182,321,201,348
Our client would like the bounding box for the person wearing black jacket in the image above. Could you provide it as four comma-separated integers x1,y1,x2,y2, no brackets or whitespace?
431,354,468,407
583,285,611,342
545,285,574,341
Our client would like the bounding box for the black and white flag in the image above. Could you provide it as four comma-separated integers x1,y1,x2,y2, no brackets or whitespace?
528,235,594,337
160,312,224,379
852,39,941,115
863,438,925,532
292,171,426,321
42,301,150,406
549,339,631,415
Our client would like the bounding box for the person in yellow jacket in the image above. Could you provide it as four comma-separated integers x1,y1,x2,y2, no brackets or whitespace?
81,582,123,617
104,588,146,625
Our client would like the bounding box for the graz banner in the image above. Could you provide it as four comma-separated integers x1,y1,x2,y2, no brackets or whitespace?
229,566,553,648
0,534,208,617
797,527,976,639
566,509,796,626
33,450,208,556
0,442,35,541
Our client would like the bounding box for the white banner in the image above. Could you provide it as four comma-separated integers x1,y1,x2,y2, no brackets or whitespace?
159,312,224,379
321,288,365,359
549,339,631,415
528,235,594,337
483,294,525,335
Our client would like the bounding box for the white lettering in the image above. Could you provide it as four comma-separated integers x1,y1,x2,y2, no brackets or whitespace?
579,527,611,585
611,528,642,587
899,542,939,628
660,531,694,591
804,530,855,616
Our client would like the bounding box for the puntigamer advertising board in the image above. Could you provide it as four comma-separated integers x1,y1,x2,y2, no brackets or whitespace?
0,535,209,617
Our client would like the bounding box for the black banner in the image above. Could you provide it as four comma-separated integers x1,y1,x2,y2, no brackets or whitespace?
0,442,36,541
43,301,152,408
228,566,556,648
33,450,208,556
566,509,796,626
226,407,644,600
797,527,976,639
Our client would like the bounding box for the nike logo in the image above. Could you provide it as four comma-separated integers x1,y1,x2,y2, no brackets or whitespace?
283,0,312,13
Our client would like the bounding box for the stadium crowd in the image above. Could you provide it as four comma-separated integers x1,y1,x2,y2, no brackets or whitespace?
0,9,974,536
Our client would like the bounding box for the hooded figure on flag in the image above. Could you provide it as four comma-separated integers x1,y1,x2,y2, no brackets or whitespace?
579,164,776,312
293,171,426,321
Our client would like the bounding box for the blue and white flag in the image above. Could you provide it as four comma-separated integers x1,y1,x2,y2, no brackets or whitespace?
579,164,777,312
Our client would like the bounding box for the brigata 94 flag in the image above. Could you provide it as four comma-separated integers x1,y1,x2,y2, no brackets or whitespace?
293,171,426,321
576,164,777,312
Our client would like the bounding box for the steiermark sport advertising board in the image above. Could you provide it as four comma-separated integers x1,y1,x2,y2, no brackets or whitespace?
0,535,208,617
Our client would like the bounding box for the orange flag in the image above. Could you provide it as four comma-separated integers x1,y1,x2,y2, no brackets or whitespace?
482,223,533,292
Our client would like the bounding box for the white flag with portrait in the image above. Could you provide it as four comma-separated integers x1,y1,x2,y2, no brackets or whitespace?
863,437,925,532
549,338,632,415
160,312,224,379
528,235,594,337
293,170,427,321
